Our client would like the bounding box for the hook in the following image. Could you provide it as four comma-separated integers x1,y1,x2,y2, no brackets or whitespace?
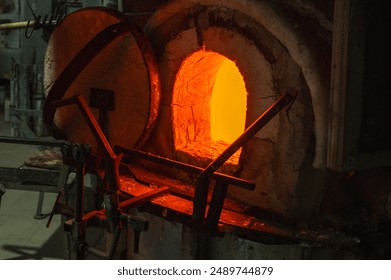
25,0,38,38
24,7,65,38
25,16,40,39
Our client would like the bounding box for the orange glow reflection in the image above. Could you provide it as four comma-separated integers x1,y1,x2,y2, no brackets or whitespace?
211,59,247,143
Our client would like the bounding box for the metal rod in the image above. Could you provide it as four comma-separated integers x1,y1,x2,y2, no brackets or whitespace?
133,230,141,253
85,245,106,259
108,226,122,259
192,174,210,223
51,95,122,192
50,95,117,160
33,192,46,219
10,108,43,117
76,187,169,223
74,161,85,224
115,145,255,191
0,21,31,31
70,144,90,256
203,93,294,175
74,222,86,260
46,191,63,228
118,186,169,210
193,93,295,222
205,180,229,232
74,147,86,260
0,136,62,147
75,94,120,190
103,191,120,234
0,19,61,31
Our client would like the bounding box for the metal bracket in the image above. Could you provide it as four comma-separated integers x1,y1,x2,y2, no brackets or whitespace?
89,88,115,111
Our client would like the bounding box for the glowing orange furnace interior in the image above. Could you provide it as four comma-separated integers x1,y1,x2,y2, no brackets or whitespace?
173,50,247,167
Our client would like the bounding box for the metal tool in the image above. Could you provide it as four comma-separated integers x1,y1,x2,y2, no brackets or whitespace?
24,0,65,38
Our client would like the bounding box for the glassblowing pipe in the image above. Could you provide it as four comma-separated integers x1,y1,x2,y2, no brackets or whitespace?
0,21,37,31
0,16,63,32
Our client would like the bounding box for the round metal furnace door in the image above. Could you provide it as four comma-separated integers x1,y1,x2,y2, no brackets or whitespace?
43,7,160,152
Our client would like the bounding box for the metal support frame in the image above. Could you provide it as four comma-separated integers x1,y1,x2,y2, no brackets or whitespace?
46,86,293,258
0,163,62,218
38,82,361,257
0,136,63,204
0,166,60,186
59,141,92,259
117,93,295,234
47,93,170,259
48,93,120,259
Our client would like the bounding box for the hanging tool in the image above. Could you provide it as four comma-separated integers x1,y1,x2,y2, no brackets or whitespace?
24,0,65,38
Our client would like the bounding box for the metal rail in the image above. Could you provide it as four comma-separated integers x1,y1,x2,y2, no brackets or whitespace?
115,145,255,191
0,136,63,147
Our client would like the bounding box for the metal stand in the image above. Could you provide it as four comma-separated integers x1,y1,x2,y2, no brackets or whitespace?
47,92,168,259
33,192,50,219
0,136,64,218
